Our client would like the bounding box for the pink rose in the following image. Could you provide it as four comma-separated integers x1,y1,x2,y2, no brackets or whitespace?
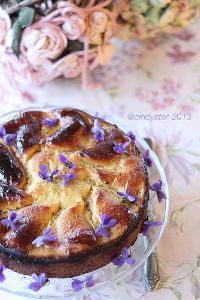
62,14,86,40
90,11,109,34
0,8,11,53
21,22,67,69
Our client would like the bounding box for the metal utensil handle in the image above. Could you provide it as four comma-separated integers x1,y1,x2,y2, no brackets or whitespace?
143,137,160,291
143,250,160,291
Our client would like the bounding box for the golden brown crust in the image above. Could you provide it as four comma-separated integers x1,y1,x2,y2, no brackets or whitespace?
0,108,149,277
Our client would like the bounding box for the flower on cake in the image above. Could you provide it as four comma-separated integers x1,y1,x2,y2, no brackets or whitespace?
32,227,57,248
95,213,117,238
117,189,139,203
113,141,130,154
0,125,16,146
1,211,18,232
59,170,76,186
42,118,59,127
127,131,136,142
59,154,77,169
91,119,105,142
38,164,59,182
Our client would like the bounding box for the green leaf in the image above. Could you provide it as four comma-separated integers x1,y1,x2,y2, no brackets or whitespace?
11,20,22,56
11,7,35,56
169,287,182,300
18,7,35,27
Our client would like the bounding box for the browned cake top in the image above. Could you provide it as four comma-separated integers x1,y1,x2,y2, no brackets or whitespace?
0,108,148,262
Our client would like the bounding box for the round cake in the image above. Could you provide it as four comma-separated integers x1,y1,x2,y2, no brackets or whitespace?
0,108,148,278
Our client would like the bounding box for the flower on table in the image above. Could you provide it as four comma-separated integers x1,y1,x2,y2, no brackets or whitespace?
95,213,117,238
91,119,104,142
113,141,130,154
127,131,135,142
1,211,18,232
90,11,108,34
72,274,94,292
59,170,76,186
149,180,166,202
117,189,139,203
62,14,86,40
38,164,59,182
143,149,152,167
0,264,6,282
32,227,57,248
112,247,135,267
142,220,163,236
21,22,68,68
59,154,76,169
0,125,16,147
42,118,58,128
28,273,48,292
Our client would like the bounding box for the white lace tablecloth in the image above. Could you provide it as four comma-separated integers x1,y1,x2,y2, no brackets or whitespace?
0,18,200,300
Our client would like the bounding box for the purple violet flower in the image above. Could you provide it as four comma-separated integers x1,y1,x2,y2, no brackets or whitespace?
28,273,48,292
91,119,104,142
127,131,135,142
0,125,16,147
95,213,117,238
42,118,58,128
1,211,18,232
113,141,130,154
143,149,152,168
117,189,139,203
149,180,167,202
112,247,136,267
0,126,6,138
38,164,59,182
32,227,57,248
0,265,6,282
59,154,76,169
72,274,94,292
142,220,163,236
59,170,76,186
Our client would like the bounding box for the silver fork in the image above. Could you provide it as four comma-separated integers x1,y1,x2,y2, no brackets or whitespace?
143,244,160,290
143,138,160,291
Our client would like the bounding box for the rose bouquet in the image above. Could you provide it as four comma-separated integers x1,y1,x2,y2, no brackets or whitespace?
115,0,200,40
0,0,115,88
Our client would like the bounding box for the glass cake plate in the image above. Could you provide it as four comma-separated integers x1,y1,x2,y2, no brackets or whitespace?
0,106,169,299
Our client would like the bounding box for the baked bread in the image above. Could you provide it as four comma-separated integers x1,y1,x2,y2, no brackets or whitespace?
0,108,148,278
